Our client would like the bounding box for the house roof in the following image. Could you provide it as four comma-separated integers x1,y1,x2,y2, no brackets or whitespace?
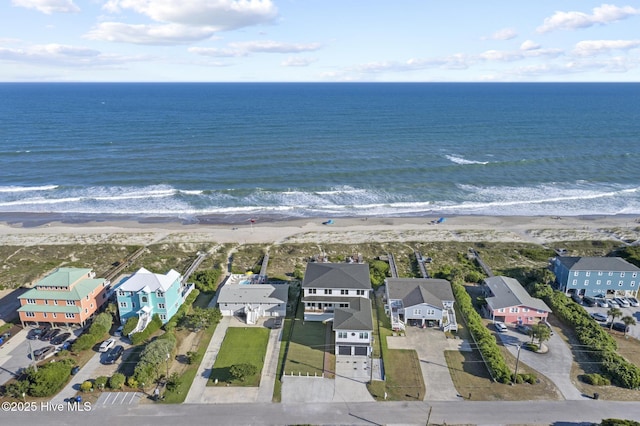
302,263,371,290
217,283,289,305
19,278,106,301
35,267,92,289
484,276,551,312
118,267,181,293
556,256,640,272
333,297,373,331
386,278,454,309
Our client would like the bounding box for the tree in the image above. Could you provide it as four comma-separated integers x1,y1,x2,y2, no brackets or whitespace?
621,315,637,336
229,363,258,382
187,307,222,331
5,380,29,399
191,269,221,292
607,307,623,329
104,302,118,320
92,312,113,333
532,323,551,345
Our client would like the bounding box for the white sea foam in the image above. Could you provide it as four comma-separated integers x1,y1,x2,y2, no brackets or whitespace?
0,185,58,193
445,154,489,165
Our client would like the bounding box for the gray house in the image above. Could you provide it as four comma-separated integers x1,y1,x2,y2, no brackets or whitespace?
217,274,288,324
385,278,457,332
551,256,640,298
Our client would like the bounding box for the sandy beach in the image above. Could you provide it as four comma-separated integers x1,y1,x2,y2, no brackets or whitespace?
0,215,639,247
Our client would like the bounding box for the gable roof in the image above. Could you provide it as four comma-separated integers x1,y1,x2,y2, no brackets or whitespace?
484,276,551,312
302,263,371,290
36,267,93,289
556,256,640,272
20,278,106,301
217,283,289,305
333,297,373,331
119,267,181,293
386,278,454,309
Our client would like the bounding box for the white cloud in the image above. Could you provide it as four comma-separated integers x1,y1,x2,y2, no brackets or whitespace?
488,28,517,41
281,56,316,67
11,0,79,14
573,39,640,56
188,46,247,57
228,40,321,53
102,0,277,30
537,4,640,33
85,22,216,45
0,42,141,67
520,40,540,51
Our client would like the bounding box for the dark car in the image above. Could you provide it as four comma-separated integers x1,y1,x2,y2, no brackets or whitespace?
33,345,55,361
27,325,50,340
62,339,76,351
272,317,283,329
516,324,533,335
51,332,71,346
608,322,630,333
582,296,596,307
71,365,80,375
40,328,59,341
104,345,124,364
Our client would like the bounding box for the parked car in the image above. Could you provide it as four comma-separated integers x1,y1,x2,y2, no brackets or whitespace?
33,345,55,361
99,338,116,352
62,339,76,351
272,318,283,329
516,324,533,335
590,312,608,322
104,345,124,364
494,321,508,332
51,332,71,346
595,297,609,308
614,297,630,308
607,298,620,308
626,297,640,307
608,322,630,333
40,328,59,341
27,325,50,340
582,296,596,307
570,293,582,304
71,365,80,375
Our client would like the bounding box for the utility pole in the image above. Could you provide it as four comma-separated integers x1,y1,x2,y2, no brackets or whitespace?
512,343,522,385
28,340,37,372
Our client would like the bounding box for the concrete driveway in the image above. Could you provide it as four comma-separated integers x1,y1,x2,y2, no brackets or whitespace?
386,326,466,401
495,325,585,400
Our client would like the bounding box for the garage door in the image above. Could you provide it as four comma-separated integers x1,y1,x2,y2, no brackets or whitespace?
338,345,351,355
354,346,368,356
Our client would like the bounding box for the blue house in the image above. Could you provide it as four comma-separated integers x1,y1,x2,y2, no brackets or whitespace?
116,267,194,332
552,256,640,298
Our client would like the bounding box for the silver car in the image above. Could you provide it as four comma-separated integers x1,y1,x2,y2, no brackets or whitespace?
625,297,639,307
595,297,609,308
607,298,619,308
614,297,630,308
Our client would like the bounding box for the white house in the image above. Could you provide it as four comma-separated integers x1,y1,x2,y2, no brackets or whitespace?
217,274,288,324
302,262,373,356
385,278,457,332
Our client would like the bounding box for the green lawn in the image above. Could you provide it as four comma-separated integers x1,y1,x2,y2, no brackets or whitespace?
282,319,327,377
210,327,269,386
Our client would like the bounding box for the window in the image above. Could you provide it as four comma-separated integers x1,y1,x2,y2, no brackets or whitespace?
522,308,529,312
609,272,613,276
632,282,636,287
338,331,348,339
324,289,332,295
359,332,369,339
158,303,166,309
584,280,589,286
633,273,638,278
119,302,127,308
65,313,75,319
118,290,126,296
586,271,590,277
66,300,75,306
574,271,579,276
510,307,518,313
86,295,89,300
85,309,88,314
621,272,625,277
26,298,36,304
52,313,57,318
572,280,577,285
413,309,421,315
356,290,365,296
160,314,166,321
308,289,316,295
498,308,505,313
156,291,164,298
427,309,435,316
141,296,148,303
339,303,348,308
619,281,624,286
25,312,35,318
607,280,612,285
596,280,601,285
341,289,348,295
54,300,58,305
598,271,603,276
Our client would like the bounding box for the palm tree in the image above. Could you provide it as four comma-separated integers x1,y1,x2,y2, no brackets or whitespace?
621,315,637,336
607,307,623,329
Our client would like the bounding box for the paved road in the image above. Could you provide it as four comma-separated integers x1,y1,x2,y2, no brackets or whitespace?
3,400,640,425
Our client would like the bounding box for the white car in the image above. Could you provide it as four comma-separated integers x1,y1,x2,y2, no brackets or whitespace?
607,298,619,308
494,321,508,332
614,297,630,308
625,297,639,307
595,297,609,308
99,338,116,353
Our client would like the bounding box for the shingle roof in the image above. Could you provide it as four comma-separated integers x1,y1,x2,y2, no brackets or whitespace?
302,263,371,290
19,278,105,301
386,278,454,308
556,256,640,272
119,267,181,292
36,267,92,288
217,284,289,305
333,297,373,331
484,276,551,312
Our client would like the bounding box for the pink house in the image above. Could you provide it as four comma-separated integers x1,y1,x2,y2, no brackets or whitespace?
483,276,551,325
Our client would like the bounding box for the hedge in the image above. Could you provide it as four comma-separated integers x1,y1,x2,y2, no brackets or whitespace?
164,288,200,331
130,314,163,345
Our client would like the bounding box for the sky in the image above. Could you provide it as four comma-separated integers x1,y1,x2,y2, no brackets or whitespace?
1,0,640,82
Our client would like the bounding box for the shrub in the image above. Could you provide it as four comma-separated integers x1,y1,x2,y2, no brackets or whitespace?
191,269,221,292
131,314,163,345
109,373,126,390
80,380,93,392
92,312,113,334
126,376,138,389
56,349,70,357
164,289,200,331
72,334,96,352
27,360,73,397
95,376,108,390
4,380,29,399
581,373,611,386
186,351,198,365
601,420,640,426
122,316,138,336
165,372,182,391
229,363,258,382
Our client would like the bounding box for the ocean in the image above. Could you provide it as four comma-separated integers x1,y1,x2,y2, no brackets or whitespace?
1,82,640,224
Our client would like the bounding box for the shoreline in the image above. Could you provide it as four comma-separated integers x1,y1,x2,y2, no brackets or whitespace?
0,213,639,247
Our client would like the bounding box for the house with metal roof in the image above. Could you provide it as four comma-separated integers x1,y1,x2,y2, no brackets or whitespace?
217,273,288,324
551,256,640,298
482,276,551,326
18,267,110,327
385,278,457,332
116,267,194,333
302,263,373,356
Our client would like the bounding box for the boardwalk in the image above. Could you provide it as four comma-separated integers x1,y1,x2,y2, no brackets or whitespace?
182,251,208,284
259,253,269,276
414,250,430,278
387,253,398,278
469,248,494,277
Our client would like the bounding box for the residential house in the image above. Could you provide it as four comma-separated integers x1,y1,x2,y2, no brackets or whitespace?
18,267,110,327
217,273,288,324
551,256,640,298
116,267,194,333
385,278,457,332
302,262,373,356
483,276,551,325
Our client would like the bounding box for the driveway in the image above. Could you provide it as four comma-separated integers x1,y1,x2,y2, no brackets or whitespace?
495,325,584,400
386,327,465,401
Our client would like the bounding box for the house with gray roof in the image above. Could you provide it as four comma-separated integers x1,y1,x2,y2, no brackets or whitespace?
551,256,640,298
483,276,551,326
385,278,457,332
302,263,373,356
217,274,288,324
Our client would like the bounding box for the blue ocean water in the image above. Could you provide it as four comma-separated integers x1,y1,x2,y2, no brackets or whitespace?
1,82,639,222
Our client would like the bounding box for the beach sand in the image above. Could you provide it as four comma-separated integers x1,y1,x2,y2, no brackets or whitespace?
0,215,639,247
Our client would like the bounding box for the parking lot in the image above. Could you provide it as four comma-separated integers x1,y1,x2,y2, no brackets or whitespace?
580,302,640,339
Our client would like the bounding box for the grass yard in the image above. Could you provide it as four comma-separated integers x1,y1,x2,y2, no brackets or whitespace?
282,319,327,377
210,327,269,386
